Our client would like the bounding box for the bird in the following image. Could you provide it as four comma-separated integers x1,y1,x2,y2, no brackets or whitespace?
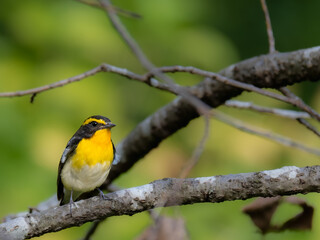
57,115,116,214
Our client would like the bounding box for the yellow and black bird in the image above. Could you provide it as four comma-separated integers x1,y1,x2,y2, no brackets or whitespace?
57,115,116,211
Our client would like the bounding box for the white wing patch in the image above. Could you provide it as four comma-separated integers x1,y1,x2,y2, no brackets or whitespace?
112,152,120,165
60,146,71,164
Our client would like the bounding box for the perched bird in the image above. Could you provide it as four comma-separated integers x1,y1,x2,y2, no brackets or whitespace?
57,115,116,213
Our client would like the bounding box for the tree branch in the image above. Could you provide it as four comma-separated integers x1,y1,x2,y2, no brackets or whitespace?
108,46,320,185
179,116,210,178
3,47,319,216
225,100,311,119
279,87,320,137
260,0,276,53
76,0,142,19
0,65,104,98
2,165,320,239
99,0,212,116
211,110,320,156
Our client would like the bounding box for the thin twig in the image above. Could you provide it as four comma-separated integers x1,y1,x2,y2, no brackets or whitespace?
30,93,37,103
82,221,102,240
179,116,210,178
82,184,122,240
1,62,319,122
279,87,320,119
225,100,310,119
0,64,293,106
1,61,319,123
297,118,320,137
153,116,210,222
82,184,125,240
98,0,211,116
260,0,276,53
0,65,104,98
260,0,320,137
0,64,172,98
211,110,320,156
279,87,320,137
76,0,142,19
264,0,319,136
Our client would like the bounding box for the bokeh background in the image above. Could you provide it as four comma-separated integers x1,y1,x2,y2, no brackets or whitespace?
1,0,320,239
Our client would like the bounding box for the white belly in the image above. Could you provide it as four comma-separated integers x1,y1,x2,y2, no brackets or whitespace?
61,160,111,192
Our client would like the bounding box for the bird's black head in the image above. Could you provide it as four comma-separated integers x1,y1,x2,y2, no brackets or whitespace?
78,115,116,138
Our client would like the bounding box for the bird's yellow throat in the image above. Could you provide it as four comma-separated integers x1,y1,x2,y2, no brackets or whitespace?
71,129,114,170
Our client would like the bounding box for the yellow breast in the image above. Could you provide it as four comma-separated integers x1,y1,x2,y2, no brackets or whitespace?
71,129,114,170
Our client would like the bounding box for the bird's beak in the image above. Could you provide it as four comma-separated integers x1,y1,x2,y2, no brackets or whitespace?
106,123,116,128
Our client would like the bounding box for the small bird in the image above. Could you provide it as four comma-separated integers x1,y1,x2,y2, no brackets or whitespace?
57,115,116,213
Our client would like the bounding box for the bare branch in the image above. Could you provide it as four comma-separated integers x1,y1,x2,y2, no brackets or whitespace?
98,0,151,70
154,116,210,222
257,0,320,142
260,0,276,53
107,47,320,185
179,116,210,178
225,100,310,119
259,0,320,145
279,87,320,134
159,66,290,103
98,0,211,116
297,118,320,137
0,64,294,106
158,65,320,121
82,221,102,240
1,48,319,188
2,62,319,123
76,0,142,19
81,183,159,240
0,64,173,98
0,65,104,98
2,166,320,239
212,110,320,156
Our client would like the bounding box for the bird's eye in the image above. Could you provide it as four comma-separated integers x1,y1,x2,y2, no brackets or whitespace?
91,121,98,127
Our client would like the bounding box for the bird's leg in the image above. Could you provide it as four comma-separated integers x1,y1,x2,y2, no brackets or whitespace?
97,188,111,201
69,189,74,216
69,189,79,216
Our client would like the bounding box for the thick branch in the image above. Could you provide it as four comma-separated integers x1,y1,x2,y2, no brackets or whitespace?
2,165,320,239
108,46,320,184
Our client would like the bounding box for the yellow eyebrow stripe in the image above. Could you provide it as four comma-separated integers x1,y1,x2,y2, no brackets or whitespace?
82,118,106,126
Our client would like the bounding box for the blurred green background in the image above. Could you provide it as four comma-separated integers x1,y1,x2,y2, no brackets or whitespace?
1,0,320,239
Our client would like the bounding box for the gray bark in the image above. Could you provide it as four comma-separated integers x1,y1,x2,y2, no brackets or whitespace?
1,166,320,239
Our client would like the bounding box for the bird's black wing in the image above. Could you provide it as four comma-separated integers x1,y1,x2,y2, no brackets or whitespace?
57,136,82,203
